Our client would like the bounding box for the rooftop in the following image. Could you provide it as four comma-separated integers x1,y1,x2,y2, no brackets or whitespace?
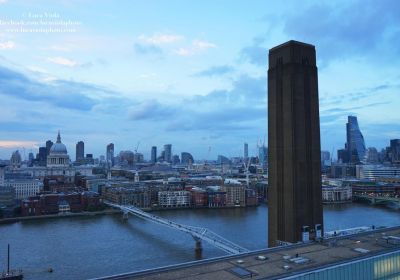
97,226,400,280
269,40,315,52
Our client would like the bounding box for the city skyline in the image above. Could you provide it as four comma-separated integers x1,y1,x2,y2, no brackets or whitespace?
0,0,400,159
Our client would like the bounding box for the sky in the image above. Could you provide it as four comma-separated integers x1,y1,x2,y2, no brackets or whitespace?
0,0,399,161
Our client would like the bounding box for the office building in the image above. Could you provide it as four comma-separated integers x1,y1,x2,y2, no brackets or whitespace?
181,152,194,165
244,143,248,160
330,163,356,178
28,152,34,162
221,181,246,207
217,155,230,165
133,153,144,163
258,146,267,167
106,143,114,166
356,164,400,180
268,40,323,247
86,154,94,165
164,144,172,163
172,155,180,165
346,116,366,163
321,150,330,166
76,141,85,162
0,185,15,209
46,140,53,156
151,146,157,163
390,139,400,163
158,191,190,208
36,147,47,166
4,179,43,200
337,148,348,163
366,147,379,163
0,164,5,186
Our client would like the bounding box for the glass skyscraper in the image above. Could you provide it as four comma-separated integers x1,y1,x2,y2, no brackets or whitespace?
346,116,366,163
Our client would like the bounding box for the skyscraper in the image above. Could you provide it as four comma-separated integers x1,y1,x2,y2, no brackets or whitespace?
151,146,157,163
0,164,5,186
366,147,379,163
268,40,323,247
244,143,248,160
106,143,114,166
37,147,47,166
76,141,85,161
181,152,194,165
46,140,53,156
390,139,400,163
321,151,330,166
164,144,172,163
346,116,366,163
172,155,180,165
337,148,348,163
258,146,267,167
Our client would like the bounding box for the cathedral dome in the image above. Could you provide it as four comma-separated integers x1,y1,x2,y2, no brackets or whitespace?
49,131,68,154
10,150,22,164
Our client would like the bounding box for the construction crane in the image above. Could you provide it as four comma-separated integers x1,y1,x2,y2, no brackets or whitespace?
134,141,140,153
243,157,251,188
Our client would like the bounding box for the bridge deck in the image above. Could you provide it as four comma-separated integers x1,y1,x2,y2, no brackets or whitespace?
353,194,400,200
105,202,249,255
95,226,400,280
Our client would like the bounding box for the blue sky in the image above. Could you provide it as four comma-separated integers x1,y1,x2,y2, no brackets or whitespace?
0,0,399,160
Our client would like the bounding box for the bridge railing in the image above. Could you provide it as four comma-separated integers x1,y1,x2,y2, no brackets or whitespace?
104,201,249,255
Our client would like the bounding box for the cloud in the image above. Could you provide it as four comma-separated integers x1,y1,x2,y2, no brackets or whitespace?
138,34,184,45
134,34,216,57
193,65,234,77
0,41,15,50
175,40,217,56
127,74,267,134
192,74,266,105
167,107,265,132
174,48,192,56
192,40,216,50
282,1,400,63
134,33,183,56
321,83,397,106
44,45,72,52
134,43,163,55
128,100,175,120
239,36,267,66
26,66,48,74
0,140,38,149
0,64,117,111
47,57,79,67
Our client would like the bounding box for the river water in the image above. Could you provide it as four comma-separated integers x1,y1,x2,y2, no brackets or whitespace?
0,203,399,280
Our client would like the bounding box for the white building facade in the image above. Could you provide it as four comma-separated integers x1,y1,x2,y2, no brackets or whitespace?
356,165,400,180
5,179,43,200
322,185,352,203
158,191,190,208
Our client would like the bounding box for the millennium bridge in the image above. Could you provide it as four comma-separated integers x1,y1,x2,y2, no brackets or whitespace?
104,201,249,255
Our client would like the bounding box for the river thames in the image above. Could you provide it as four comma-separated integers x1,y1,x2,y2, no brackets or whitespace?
0,203,399,280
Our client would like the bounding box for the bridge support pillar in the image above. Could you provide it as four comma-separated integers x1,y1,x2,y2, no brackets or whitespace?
122,212,129,220
193,237,202,260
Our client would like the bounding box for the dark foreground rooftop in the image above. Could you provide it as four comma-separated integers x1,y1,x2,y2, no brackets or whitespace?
96,226,400,280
